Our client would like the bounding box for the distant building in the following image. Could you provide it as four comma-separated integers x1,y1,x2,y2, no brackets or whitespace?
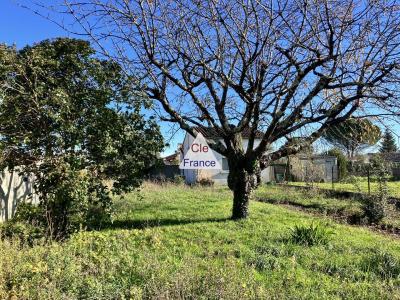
271,155,338,183
178,127,338,184
163,150,181,166
180,127,273,185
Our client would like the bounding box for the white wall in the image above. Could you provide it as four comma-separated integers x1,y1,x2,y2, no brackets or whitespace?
180,133,198,184
0,168,38,222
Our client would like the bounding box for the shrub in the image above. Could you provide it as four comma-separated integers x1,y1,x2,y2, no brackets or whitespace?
196,177,214,186
0,203,46,244
34,161,114,239
361,195,388,224
361,162,390,224
172,175,185,185
327,148,348,180
288,222,333,246
347,154,392,178
1,162,115,242
13,202,46,225
0,221,44,245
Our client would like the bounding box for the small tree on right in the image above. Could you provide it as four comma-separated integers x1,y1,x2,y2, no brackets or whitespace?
380,129,398,153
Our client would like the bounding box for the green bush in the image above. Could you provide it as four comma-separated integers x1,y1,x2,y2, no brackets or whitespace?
361,195,388,224
0,162,114,242
327,148,348,180
33,161,113,239
288,222,333,246
13,202,46,225
361,164,390,224
0,203,46,244
0,221,44,245
172,175,185,185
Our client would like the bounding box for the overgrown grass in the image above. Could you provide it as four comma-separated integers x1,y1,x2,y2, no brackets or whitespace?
256,184,400,229
1,182,400,299
288,179,400,198
255,185,362,216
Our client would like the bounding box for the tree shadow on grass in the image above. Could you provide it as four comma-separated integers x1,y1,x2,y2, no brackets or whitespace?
106,217,230,230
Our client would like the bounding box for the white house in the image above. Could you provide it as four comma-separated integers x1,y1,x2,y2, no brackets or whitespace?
180,127,273,184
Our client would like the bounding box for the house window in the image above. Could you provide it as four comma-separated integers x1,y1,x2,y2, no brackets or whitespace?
222,157,229,170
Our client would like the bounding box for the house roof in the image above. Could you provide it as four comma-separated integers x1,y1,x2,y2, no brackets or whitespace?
162,152,180,165
192,126,264,139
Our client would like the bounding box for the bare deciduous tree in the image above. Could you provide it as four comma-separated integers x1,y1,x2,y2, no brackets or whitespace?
28,0,400,219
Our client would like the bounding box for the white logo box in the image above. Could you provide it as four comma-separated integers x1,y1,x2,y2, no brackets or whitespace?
179,133,222,170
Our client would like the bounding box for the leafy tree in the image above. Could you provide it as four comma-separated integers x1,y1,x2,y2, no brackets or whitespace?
323,119,381,158
0,38,163,239
326,148,348,181
380,128,398,153
46,1,400,219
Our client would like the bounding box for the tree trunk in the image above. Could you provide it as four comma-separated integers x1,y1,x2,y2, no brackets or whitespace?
231,177,252,219
228,158,260,220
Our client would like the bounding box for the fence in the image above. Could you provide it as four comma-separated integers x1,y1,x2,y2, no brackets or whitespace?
0,168,38,222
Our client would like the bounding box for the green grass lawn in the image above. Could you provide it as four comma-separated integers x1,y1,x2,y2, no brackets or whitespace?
288,179,400,198
2,183,400,299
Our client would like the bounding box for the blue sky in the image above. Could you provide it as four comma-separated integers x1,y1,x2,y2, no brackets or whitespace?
0,1,68,46
1,1,398,156
0,0,184,155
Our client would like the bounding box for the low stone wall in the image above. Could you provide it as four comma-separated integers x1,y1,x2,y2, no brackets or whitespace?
0,169,38,222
